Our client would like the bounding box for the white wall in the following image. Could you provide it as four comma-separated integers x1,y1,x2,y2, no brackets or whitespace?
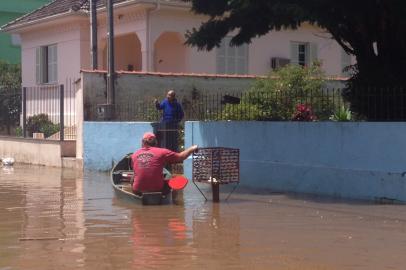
150,9,216,74
20,19,88,87
149,10,350,77
0,137,62,167
18,5,351,88
249,24,346,77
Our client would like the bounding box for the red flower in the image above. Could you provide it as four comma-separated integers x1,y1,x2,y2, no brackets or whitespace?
292,103,317,121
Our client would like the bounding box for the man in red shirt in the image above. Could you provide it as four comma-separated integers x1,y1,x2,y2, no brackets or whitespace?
131,132,198,194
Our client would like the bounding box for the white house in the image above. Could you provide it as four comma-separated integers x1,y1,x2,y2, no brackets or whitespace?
1,0,352,88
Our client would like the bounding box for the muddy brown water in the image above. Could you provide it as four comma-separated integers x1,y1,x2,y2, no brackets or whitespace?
1,164,406,270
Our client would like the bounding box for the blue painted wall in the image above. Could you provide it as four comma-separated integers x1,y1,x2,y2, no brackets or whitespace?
184,121,406,202
83,122,154,171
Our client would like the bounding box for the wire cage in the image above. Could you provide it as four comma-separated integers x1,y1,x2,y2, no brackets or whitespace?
192,147,240,184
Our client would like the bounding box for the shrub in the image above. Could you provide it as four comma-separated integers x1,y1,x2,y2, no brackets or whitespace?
15,126,22,137
220,102,264,121
330,105,352,121
40,122,60,137
26,114,60,137
292,104,317,121
218,62,334,121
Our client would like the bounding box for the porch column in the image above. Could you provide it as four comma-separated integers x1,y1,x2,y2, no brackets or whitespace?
135,29,148,72
141,50,148,71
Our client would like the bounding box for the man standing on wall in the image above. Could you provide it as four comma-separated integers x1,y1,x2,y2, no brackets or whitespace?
154,89,184,152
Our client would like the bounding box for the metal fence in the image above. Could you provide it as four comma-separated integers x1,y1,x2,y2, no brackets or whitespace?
0,79,77,140
85,88,347,122
183,89,346,121
85,86,406,122
22,80,76,140
83,86,406,123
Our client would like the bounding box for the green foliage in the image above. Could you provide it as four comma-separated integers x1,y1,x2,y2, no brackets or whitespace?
329,106,352,121
144,105,160,122
26,114,60,138
184,0,406,119
39,122,60,138
0,60,21,91
15,126,23,137
0,61,21,135
219,63,333,121
220,102,263,121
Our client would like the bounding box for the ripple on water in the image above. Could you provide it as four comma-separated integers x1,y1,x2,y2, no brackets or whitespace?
1,164,406,270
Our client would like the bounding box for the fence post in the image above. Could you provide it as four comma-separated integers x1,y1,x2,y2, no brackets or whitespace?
22,87,27,138
60,84,64,141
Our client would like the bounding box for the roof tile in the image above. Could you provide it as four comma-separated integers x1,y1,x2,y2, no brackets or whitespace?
1,0,183,31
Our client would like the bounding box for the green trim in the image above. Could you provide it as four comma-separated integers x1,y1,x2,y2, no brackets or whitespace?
0,1,51,64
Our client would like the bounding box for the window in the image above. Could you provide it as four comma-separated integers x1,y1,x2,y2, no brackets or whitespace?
36,44,57,84
290,41,318,67
341,49,352,76
217,37,248,74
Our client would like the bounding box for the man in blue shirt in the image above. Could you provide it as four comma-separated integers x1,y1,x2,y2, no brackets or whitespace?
154,90,184,151
154,90,184,124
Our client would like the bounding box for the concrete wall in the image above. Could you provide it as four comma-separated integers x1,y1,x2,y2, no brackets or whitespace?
82,71,346,112
184,121,406,202
0,136,63,167
83,122,155,171
82,71,257,117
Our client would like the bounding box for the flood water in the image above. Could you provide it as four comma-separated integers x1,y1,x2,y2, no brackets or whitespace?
1,164,406,270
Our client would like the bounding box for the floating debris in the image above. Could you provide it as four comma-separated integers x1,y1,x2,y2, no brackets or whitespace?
19,237,62,241
1,157,15,166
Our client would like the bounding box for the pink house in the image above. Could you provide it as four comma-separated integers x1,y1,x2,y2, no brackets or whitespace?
1,0,352,88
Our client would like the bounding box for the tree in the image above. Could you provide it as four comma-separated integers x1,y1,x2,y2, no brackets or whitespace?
0,61,21,135
183,0,406,120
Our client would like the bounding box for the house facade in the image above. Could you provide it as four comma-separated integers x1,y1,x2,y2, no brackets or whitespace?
0,0,50,64
1,0,352,88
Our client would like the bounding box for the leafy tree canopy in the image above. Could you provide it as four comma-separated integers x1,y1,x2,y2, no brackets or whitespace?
0,60,21,92
184,0,406,81
0,61,21,135
184,0,406,119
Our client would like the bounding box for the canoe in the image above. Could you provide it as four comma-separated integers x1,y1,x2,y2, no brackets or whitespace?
111,153,171,205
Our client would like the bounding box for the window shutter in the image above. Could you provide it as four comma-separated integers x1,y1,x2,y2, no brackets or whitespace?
216,39,226,74
52,44,58,82
217,55,226,74
341,49,351,76
36,47,41,84
48,45,58,83
217,37,248,74
217,39,226,57
309,43,318,65
236,45,247,74
290,42,299,65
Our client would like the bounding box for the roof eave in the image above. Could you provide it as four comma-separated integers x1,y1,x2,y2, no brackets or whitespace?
1,10,88,33
95,0,191,13
1,0,192,33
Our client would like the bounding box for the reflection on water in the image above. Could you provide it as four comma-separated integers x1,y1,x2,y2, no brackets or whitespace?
1,164,406,270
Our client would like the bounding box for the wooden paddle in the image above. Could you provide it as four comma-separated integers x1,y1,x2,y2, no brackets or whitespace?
168,175,189,190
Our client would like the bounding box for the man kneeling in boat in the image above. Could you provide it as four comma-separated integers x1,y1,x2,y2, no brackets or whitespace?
131,132,198,195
